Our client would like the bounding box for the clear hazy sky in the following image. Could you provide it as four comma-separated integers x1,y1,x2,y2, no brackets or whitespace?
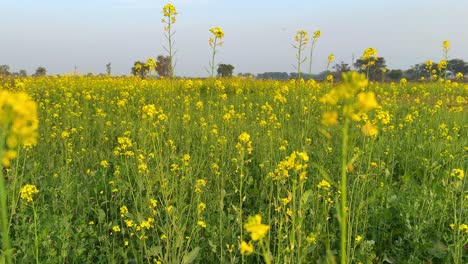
2,0,468,76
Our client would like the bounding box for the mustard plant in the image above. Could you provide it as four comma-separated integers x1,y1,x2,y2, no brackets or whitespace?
208,27,225,78
293,30,309,80
308,30,321,76
162,3,178,77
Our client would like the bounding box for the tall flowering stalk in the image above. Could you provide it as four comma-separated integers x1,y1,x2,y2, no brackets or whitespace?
162,3,178,78
441,40,450,79
425,60,433,81
0,91,38,264
320,72,379,264
293,30,309,80
208,27,225,78
308,30,321,75
20,184,40,264
360,47,378,80
326,53,335,73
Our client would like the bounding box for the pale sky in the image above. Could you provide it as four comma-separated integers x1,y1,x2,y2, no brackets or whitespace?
1,0,468,76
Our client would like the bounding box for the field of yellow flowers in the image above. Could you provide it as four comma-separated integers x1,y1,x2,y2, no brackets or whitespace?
0,75,466,263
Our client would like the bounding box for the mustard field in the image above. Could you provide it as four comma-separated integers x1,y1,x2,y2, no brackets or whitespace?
0,75,466,263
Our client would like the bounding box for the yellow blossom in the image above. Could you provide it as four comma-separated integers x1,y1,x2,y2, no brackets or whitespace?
459,224,468,233
197,220,207,228
120,205,128,217
244,214,270,241
357,92,379,112
239,241,254,255
361,122,378,137
442,40,450,53
313,30,321,39
317,179,331,190
322,111,338,126
19,184,39,203
198,202,206,215
238,132,251,143
450,169,464,180
162,3,177,17
209,27,224,39
100,160,109,168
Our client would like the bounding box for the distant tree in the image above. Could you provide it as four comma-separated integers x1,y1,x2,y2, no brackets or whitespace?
332,62,351,80
448,59,468,74
131,61,149,78
33,66,47,77
291,73,314,80
217,64,235,77
257,72,289,80
238,72,254,78
106,63,112,75
387,69,403,80
403,63,437,80
19,69,27,77
354,57,386,81
403,67,420,80
333,62,351,74
156,55,171,77
0,65,10,75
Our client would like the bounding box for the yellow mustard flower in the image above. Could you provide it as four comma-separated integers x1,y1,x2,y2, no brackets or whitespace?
19,184,39,203
239,241,254,255
322,111,338,126
450,169,464,180
162,3,177,17
317,179,331,190
209,27,224,39
361,122,378,137
197,220,207,228
244,214,270,241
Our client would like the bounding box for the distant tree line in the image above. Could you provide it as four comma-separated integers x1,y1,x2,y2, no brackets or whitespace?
253,57,468,81
2,57,467,80
0,65,47,77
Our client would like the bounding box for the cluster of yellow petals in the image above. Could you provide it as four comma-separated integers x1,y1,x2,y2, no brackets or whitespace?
19,184,39,203
244,214,270,241
361,47,378,69
145,58,157,71
313,30,321,39
0,90,38,167
209,27,225,39
294,30,309,47
239,241,254,255
162,3,177,17
442,40,450,54
320,72,379,137
268,151,309,181
236,132,253,155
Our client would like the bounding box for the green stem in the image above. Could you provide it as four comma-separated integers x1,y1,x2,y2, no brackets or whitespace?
0,129,12,264
211,38,218,78
239,158,244,263
259,239,271,264
297,40,302,80
167,19,174,78
308,42,315,75
340,118,350,264
291,180,297,263
32,201,39,264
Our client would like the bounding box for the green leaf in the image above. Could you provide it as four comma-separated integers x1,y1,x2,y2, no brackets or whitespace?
182,247,200,264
